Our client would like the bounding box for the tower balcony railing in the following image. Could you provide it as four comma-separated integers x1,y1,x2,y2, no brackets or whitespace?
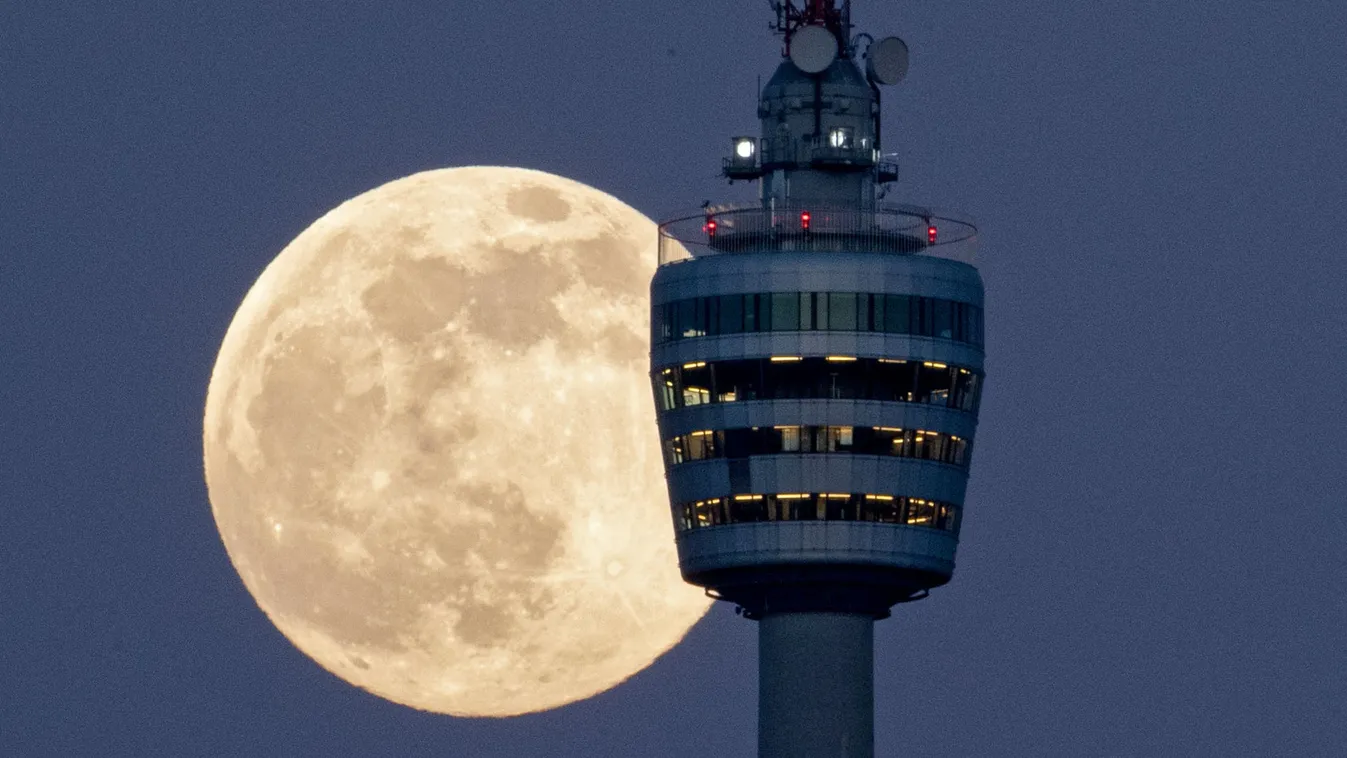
755,135,879,170
809,142,876,169
658,203,979,266
759,135,808,166
726,138,899,181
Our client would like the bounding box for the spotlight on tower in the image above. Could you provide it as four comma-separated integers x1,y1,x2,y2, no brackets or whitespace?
726,136,763,180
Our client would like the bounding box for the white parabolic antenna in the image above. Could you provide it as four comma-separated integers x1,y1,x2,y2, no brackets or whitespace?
790,25,838,74
867,36,910,85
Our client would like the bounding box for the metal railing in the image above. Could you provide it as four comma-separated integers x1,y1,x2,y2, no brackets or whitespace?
724,137,900,181
658,203,979,266
758,135,878,168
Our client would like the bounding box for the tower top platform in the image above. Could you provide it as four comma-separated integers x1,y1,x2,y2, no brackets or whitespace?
658,203,978,267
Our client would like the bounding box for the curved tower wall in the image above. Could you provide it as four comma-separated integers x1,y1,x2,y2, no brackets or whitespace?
651,247,984,616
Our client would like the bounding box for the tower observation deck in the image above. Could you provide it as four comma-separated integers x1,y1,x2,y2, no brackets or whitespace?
650,3,985,756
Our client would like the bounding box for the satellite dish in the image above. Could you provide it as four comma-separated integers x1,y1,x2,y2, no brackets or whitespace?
867,36,910,85
789,25,838,74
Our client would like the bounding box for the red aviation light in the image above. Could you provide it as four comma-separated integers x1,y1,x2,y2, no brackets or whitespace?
704,217,717,237
927,224,938,244
800,211,811,231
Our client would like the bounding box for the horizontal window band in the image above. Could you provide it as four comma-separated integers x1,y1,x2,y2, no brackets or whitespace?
664,425,972,469
652,356,982,413
653,291,984,347
674,493,960,534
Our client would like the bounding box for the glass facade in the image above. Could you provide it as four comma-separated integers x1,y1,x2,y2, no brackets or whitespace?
654,357,981,412
653,291,983,346
674,493,960,533
664,425,971,468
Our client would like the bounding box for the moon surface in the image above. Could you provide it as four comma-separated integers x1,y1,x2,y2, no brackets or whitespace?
203,167,710,716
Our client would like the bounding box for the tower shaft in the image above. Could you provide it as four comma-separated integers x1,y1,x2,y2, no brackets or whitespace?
759,612,874,758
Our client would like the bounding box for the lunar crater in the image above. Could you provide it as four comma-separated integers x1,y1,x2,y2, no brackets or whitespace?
506,185,572,223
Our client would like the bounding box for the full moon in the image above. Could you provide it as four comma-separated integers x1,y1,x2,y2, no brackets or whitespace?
203,167,709,716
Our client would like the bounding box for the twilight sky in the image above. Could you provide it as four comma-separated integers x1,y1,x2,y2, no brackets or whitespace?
4,2,1346,756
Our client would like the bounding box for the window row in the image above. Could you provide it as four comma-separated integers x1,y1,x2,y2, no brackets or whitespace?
675,493,960,533
665,425,972,469
654,357,982,412
654,292,984,346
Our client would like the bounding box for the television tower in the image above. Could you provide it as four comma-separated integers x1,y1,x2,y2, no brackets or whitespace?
650,2,985,756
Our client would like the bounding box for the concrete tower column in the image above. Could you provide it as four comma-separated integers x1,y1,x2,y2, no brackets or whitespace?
758,612,875,758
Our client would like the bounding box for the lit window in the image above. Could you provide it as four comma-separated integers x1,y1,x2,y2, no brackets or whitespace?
817,426,854,452
906,498,935,525
654,356,979,412
686,430,716,460
694,499,718,527
683,386,710,406
676,494,960,532
664,439,683,465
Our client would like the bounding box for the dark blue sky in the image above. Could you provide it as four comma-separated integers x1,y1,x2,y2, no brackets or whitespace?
5,2,1346,756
